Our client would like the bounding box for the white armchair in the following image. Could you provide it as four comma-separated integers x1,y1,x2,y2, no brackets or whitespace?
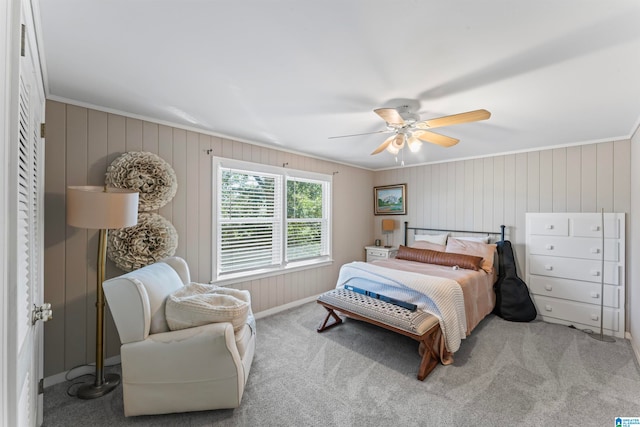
103,257,256,416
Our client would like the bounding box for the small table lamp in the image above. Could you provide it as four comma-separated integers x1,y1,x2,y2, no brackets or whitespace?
67,186,139,399
382,219,396,248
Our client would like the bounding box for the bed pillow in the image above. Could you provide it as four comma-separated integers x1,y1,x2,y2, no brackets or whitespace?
455,236,490,243
445,237,496,274
410,240,446,252
414,233,449,246
396,245,483,271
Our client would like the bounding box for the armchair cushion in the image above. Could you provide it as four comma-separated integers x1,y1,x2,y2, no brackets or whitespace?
166,283,251,332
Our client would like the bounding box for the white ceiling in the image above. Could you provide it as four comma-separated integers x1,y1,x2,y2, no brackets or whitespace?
35,0,640,170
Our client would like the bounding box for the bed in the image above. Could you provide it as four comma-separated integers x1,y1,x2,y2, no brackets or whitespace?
319,222,506,372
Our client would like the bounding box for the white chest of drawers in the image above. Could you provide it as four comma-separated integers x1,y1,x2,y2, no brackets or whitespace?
365,246,397,262
525,213,625,338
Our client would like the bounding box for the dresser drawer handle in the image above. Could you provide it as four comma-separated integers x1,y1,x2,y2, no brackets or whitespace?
590,248,600,254
544,285,553,291
590,292,600,299
590,314,599,321
545,244,554,250
590,270,600,276
545,305,552,312
544,265,553,271
545,224,554,230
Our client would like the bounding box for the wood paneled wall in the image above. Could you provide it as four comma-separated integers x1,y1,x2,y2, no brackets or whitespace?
43,101,374,377
374,141,631,302
43,99,632,379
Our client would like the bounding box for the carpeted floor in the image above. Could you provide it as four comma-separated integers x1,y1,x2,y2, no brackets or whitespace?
44,301,640,426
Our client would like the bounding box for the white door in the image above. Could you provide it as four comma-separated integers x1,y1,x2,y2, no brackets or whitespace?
7,0,49,425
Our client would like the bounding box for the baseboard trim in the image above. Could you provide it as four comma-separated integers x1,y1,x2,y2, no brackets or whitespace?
43,355,122,389
254,294,321,320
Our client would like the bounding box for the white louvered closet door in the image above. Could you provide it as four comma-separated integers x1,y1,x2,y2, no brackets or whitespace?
11,1,48,425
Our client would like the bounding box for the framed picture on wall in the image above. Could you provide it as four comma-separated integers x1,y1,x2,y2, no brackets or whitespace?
374,184,406,215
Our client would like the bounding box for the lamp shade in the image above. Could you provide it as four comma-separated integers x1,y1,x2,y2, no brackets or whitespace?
382,219,396,232
67,186,139,230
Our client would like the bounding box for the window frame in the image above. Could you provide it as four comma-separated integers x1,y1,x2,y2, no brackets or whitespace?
212,157,332,285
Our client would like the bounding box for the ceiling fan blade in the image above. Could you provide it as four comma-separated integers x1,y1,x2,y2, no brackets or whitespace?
374,108,405,126
413,130,459,147
328,129,391,139
370,135,396,155
416,109,491,129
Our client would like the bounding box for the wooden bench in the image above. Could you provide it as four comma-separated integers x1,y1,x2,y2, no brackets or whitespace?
316,288,444,380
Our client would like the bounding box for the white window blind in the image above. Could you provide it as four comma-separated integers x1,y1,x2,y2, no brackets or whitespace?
218,168,282,274
214,158,331,282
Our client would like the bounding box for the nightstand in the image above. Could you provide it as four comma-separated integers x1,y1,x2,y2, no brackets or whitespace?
365,246,398,262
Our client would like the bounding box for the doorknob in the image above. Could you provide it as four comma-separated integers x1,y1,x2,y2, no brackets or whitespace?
32,303,53,325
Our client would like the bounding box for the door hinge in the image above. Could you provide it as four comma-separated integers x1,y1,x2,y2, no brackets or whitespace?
40,123,46,138
38,378,44,395
20,24,26,57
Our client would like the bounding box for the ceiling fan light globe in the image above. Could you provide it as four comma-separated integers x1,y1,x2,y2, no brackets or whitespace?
391,134,405,149
408,138,422,152
386,144,400,155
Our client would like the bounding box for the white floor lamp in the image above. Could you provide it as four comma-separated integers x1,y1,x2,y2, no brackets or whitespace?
67,186,139,399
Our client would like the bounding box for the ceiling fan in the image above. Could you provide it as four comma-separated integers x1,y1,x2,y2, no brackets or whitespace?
330,106,491,157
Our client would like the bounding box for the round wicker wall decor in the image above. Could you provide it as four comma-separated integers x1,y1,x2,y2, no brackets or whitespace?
105,151,177,211
107,212,179,272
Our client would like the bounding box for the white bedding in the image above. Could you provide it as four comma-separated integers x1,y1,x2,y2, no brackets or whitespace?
336,261,467,352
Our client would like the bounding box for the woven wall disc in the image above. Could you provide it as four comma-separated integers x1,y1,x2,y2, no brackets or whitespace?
107,212,178,272
105,151,177,211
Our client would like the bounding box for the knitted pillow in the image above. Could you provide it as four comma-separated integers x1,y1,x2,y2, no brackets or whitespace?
396,245,483,271
166,283,250,331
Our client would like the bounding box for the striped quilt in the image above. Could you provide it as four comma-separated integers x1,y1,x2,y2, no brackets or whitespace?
336,261,467,352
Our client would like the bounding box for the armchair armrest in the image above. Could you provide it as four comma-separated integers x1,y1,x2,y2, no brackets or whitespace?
121,321,243,385
120,322,248,415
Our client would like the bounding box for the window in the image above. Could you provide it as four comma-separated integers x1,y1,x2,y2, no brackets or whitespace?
213,158,331,282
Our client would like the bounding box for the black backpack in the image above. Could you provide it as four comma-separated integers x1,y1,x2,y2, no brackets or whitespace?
493,240,537,322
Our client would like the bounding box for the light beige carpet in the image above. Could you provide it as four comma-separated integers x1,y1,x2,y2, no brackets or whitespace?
44,301,640,426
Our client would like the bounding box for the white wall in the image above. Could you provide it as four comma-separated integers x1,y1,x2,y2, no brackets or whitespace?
630,125,640,360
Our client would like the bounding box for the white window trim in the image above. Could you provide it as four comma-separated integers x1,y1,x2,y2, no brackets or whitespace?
211,157,332,285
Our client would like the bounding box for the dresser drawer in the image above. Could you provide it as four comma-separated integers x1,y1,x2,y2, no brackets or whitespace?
528,235,619,261
528,254,620,285
532,295,619,332
527,216,569,236
528,275,620,308
572,216,620,238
